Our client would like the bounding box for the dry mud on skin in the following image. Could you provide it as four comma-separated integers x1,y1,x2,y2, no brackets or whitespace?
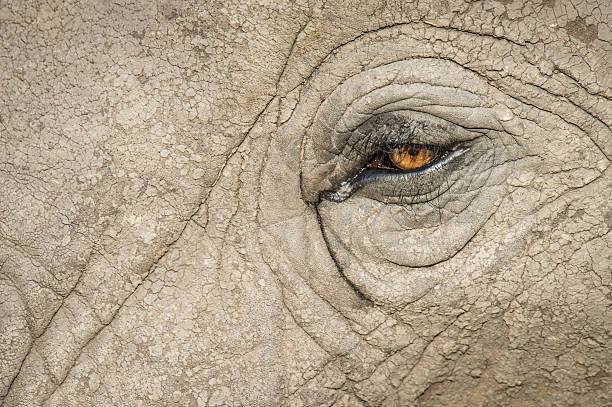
0,0,611,406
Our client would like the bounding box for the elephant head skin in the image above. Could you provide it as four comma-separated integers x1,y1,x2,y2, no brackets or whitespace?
1,0,610,406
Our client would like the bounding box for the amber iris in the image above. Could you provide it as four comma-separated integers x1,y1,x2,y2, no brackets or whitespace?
367,144,442,171
390,145,437,170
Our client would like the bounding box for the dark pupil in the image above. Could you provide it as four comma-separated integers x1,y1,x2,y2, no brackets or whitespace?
408,148,419,156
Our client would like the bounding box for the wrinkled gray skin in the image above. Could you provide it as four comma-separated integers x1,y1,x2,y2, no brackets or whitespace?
1,0,611,406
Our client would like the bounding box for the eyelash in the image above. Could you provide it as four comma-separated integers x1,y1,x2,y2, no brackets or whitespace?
364,143,450,172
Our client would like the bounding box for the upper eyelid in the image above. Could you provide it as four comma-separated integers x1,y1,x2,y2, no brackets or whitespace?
339,83,486,131
345,114,474,156
323,63,514,135
346,136,446,162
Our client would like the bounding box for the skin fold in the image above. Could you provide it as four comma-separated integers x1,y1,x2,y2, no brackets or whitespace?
0,0,610,406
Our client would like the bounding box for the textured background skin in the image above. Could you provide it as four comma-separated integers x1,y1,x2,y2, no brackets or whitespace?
0,0,610,406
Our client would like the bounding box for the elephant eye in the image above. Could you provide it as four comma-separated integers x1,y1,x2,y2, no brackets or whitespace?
322,140,468,204
366,144,449,171
319,112,474,205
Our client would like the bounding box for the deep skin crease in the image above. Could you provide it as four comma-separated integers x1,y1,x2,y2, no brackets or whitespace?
1,1,610,406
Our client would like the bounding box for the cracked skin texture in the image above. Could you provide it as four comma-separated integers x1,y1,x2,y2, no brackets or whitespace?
0,0,610,406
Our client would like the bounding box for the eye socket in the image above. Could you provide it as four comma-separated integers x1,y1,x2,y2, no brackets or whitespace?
366,144,449,171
